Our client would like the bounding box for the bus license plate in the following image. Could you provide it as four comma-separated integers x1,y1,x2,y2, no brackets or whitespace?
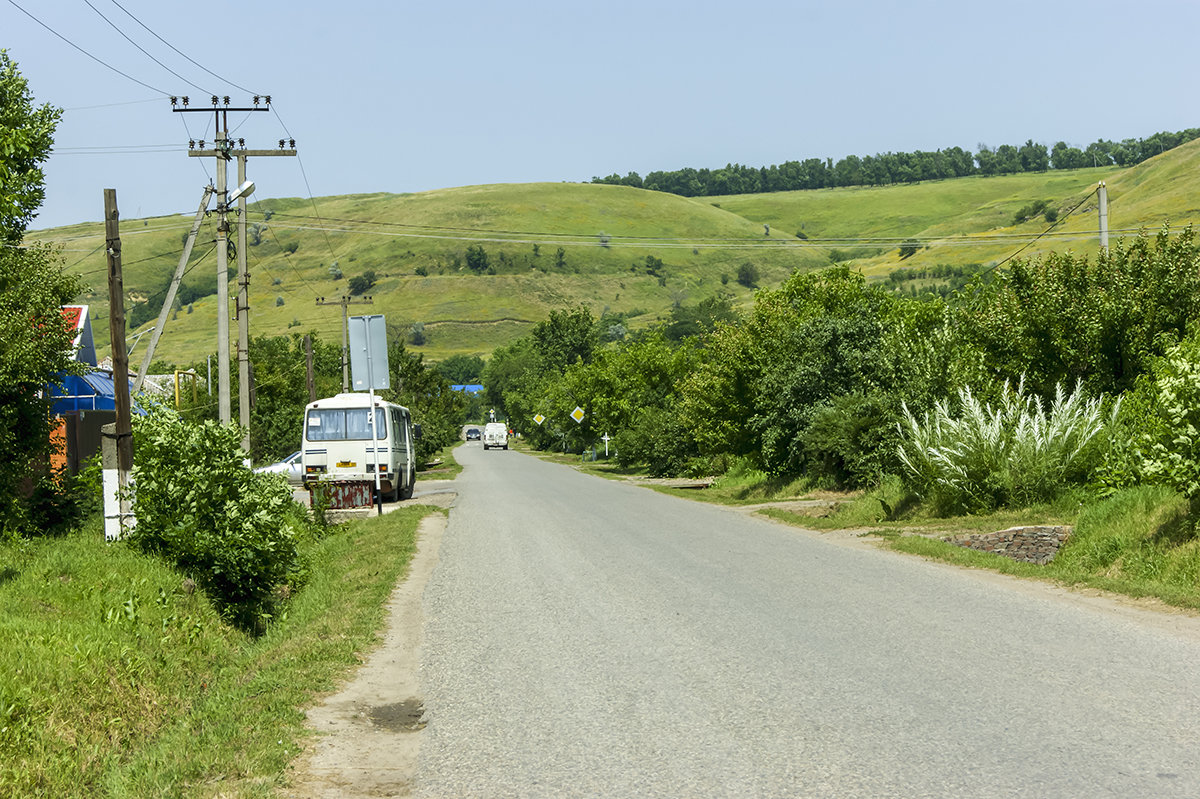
337,461,356,468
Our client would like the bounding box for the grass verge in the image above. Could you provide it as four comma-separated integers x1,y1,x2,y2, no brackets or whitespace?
781,480,1200,611
0,504,435,798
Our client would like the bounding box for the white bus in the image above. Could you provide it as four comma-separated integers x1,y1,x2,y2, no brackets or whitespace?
301,393,419,504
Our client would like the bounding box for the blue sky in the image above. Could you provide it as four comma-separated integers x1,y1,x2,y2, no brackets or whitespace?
7,0,1200,230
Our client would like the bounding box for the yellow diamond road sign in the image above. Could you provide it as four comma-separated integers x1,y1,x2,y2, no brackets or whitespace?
533,413,546,426
570,406,585,424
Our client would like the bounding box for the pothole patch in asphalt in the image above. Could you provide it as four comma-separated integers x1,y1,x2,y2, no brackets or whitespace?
369,698,427,732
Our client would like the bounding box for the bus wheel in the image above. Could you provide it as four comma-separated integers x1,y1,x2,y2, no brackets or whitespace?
400,467,415,500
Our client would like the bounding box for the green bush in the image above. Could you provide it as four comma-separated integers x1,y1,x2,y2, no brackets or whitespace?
897,380,1115,514
127,404,307,629
1140,336,1200,513
614,407,699,477
799,393,899,488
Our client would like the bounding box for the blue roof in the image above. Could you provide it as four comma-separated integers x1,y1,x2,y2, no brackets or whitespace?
47,371,145,415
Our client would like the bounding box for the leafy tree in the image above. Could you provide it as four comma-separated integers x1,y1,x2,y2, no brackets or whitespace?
531,305,599,374
246,333,342,463
736,262,759,288
1019,139,1050,172
958,226,1200,397
481,337,539,421
679,267,901,483
898,240,920,259
435,353,485,384
1051,141,1086,170
0,51,61,242
664,294,738,342
347,269,376,296
382,335,465,462
465,244,489,273
0,52,81,536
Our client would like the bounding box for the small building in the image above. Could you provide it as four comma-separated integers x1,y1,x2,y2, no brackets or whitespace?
46,306,140,475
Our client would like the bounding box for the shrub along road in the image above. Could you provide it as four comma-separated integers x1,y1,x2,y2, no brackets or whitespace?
406,444,1200,798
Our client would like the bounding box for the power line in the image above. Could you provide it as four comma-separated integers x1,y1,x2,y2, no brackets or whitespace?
81,0,211,94
6,0,171,95
256,218,1132,251
271,104,339,262
105,0,264,96
977,186,1101,278
257,209,1166,249
65,97,160,111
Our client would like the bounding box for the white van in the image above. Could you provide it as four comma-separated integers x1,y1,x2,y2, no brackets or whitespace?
302,393,418,504
483,422,508,450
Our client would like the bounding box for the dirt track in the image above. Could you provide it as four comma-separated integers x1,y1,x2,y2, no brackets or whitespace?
285,508,447,797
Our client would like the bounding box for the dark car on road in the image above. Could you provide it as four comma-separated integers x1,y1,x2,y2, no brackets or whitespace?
465,427,482,441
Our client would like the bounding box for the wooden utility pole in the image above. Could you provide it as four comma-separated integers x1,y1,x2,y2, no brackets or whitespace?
104,189,133,475
103,189,134,541
173,95,295,431
316,295,374,392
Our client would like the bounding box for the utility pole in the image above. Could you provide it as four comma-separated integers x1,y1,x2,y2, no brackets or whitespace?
304,334,316,402
317,295,374,392
103,189,133,541
1097,181,1109,250
133,186,213,394
172,94,295,433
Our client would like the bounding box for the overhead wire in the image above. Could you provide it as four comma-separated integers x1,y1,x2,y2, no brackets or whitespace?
255,208,1162,250
6,0,171,95
270,105,340,262
65,97,160,111
104,0,265,96
975,185,1101,279
81,0,212,95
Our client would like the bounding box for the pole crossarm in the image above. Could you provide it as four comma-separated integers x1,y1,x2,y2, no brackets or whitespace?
189,149,297,158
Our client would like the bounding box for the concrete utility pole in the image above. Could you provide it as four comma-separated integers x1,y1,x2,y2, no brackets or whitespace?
317,295,375,392
1097,181,1109,250
103,189,134,541
173,95,295,433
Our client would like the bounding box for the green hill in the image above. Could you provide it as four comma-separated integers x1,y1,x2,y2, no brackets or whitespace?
34,183,827,365
714,136,1200,276
28,139,1200,367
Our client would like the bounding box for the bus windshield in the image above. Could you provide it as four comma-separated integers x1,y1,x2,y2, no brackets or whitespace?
306,408,387,441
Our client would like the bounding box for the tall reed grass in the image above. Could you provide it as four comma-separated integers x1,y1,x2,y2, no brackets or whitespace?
897,379,1117,513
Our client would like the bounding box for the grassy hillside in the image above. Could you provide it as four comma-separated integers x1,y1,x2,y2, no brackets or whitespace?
28,139,1200,366
33,183,827,365
714,137,1200,277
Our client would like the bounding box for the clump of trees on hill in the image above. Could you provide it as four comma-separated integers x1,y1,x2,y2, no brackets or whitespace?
592,129,1200,197
485,226,1200,517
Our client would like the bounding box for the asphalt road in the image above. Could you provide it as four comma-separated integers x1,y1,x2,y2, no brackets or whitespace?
415,444,1200,798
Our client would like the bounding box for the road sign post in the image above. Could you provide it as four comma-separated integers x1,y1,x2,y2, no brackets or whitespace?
349,315,390,514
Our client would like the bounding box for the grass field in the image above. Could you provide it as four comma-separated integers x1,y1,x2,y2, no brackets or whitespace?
27,139,1200,366
0,505,435,797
